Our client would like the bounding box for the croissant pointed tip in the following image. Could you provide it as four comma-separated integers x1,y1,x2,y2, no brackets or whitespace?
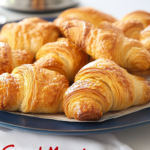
72,99,103,121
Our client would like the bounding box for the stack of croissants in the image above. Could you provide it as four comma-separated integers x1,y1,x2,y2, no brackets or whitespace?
0,7,150,121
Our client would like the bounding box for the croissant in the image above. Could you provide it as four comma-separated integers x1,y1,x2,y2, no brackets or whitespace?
54,7,117,27
140,25,150,52
113,20,144,40
63,58,150,121
0,18,60,55
34,38,88,83
60,20,150,72
0,42,34,75
0,64,69,113
121,10,150,28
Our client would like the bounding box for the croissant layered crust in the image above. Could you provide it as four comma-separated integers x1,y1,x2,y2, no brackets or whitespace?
35,38,88,83
60,20,150,72
0,19,60,55
0,64,69,113
113,20,144,40
0,42,34,75
54,7,117,27
63,59,150,121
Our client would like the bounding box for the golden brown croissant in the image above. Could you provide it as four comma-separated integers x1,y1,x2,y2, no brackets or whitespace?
0,19,60,55
60,20,150,72
54,7,117,27
0,42,34,75
34,38,88,83
0,64,69,113
113,20,144,40
121,11,150,28
63,58,150,121
140,25,150,52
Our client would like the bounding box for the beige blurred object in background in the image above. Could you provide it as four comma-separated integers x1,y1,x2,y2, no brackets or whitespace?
32,0,45,10
0,0,78,12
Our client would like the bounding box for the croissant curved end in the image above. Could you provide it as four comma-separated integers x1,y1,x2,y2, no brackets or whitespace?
72,99,103,121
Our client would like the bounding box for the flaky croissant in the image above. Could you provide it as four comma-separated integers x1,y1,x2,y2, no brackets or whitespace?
0,18,60,55
121,10,150,28
113,20,144,40
0,64,69,113
63,58,150,121
0,42,34,75
60,20,150,72
34,38,88,83
140,25,150,52
54,7,117,27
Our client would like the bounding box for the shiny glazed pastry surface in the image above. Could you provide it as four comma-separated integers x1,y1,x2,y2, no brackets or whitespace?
35,38,88,83
54,7,117,27
0,42,34,75
63,58,150,121
0,64,69,113
0,18,60,55
60,20,150,72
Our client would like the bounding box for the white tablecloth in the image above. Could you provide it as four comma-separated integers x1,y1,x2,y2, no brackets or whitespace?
0,127,132,150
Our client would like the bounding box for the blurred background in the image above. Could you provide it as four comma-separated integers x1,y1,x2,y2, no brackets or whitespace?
0,0,149,23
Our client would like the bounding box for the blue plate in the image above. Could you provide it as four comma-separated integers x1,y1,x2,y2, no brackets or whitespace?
0,108,150,135
0,18,150,135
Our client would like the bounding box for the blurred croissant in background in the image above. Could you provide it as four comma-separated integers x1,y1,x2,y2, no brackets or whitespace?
63,58,150,121
121,11,150,28
113,10,150,39
113,20,144,40
54,7,117,28
54,8,150,41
